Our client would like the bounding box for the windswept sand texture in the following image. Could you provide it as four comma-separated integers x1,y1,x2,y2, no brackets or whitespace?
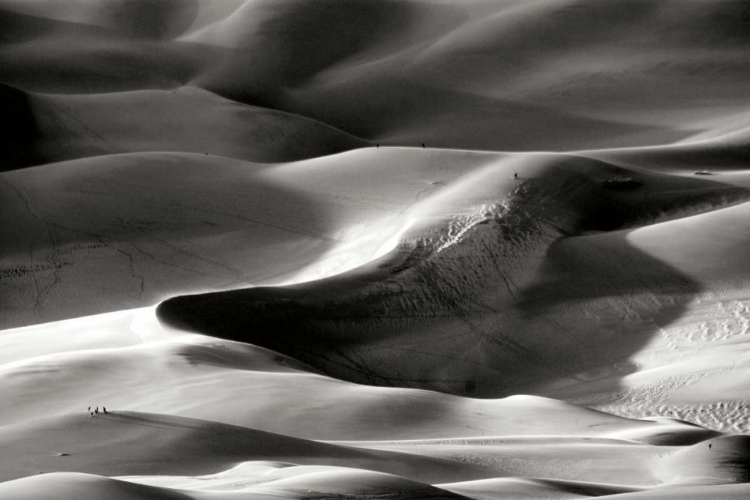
2,0,750,498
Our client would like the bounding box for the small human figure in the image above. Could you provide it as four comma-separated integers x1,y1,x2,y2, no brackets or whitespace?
376,143,379,148
513,173,518,180
421,143,425,148
709,443,712,450
87,406,91,413
103,407,108,414
95,407,99,415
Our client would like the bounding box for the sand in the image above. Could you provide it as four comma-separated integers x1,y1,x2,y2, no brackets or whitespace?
2,0,750,499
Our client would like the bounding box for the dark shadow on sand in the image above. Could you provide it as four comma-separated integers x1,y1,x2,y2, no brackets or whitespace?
157,161,750,397
0,84,39,171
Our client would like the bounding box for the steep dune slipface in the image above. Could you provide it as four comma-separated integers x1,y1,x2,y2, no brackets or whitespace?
157,152,749,396
0,149,510,329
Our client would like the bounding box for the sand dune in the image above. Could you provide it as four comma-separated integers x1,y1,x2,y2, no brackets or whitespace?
0,84,365,170
3,0,750,498
4,0,749,149
0,6,210,93
0,470,470,500
1,150,403,328
0,473,197,500
0,322,685,441
0,0,201,40
124,463,467,495
439,477,642,500
189,0,750,150
156,151,749,396
0,410,502,484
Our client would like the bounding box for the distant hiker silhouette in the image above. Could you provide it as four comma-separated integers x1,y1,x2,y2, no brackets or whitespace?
514,173,518,179
709,443,712,450
103,407,108,414
95,407,99,415
87,406,90,412
421,143,425,148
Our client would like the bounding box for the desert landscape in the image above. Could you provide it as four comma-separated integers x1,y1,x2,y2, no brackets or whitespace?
2,0,750,498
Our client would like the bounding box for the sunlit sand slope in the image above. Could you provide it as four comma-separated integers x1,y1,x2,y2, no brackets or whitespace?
0,471,470,500
3,323,706,441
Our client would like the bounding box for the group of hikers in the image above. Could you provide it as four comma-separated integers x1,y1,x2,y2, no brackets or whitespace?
88,406,108,416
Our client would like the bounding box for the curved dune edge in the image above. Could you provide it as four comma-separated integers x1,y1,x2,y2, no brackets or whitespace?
4,471,750,500
0,409,745,490
0,84,367,171
5,145,746,330
155,148,750,397
2,433,749,500
1,310,746,495
0,320,718,441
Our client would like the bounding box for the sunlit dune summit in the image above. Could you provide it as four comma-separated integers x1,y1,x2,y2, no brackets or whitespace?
2,0,750,499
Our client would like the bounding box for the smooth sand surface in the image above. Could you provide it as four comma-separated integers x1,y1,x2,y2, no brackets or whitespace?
0,85,365,170
2,1,750,499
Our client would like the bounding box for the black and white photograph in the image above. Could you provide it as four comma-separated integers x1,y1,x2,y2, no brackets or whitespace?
1,0,750,498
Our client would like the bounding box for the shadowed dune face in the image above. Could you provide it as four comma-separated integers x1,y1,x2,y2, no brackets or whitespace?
241,0,750,149
0,0,201,40
0,84,39,170
284,81,688,151
4,0,750,149
8,86,365,169
96,0,200,40
187,0,454,89
157,156,750,396
156,244,693,397
0,6,214,93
